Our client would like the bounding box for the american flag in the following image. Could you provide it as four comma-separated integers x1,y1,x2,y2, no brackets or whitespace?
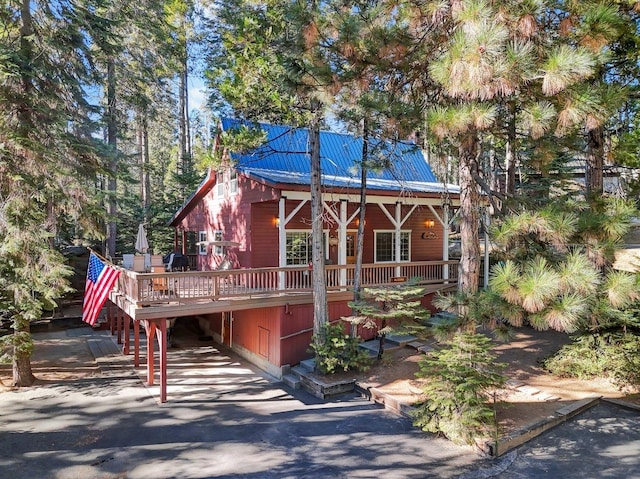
82,252,121,326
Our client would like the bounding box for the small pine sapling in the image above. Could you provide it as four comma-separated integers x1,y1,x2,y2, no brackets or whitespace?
345,280,430,360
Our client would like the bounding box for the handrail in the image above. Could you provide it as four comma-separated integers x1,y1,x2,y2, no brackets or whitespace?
112,261,459,307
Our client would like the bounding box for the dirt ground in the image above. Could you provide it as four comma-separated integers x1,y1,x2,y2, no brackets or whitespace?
354,327,640,438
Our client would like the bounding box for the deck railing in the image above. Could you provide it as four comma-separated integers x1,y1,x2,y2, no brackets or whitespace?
112,261,459,306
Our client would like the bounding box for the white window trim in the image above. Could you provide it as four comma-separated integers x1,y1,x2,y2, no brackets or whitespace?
198,231,207,255
213,230,224,255
215,169,225,198
229,168,238,195
284,229,330,265
374,229,411,263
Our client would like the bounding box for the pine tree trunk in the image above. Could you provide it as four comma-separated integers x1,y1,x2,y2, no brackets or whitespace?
310,110,328,344
13,0,36,387
353,119,368,302
458,132,481,294
586,125,604,196
105,59,117,259
12,316,35,387
178,64,191,178
140,113,151,216
505,102,517,196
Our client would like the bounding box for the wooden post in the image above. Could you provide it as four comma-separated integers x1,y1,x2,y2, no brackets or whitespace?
158,318,168,403
133,319,140,367
122,314,130,355
106,301,113,333
144,320,156,386
116,306,123,345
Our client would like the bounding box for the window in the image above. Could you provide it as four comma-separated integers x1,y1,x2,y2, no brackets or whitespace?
374,231,410,263
215,169,225,197
229,169,238,195
198,231,207,255
213,230,224,255
286,231,329,265
286,231,311,265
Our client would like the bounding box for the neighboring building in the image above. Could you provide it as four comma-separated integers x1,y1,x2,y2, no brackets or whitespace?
165,118,460,376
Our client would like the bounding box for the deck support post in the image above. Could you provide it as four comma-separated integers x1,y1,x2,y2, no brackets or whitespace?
106,301,113,333
133,319,140,367
141,318,168,403
122,314,130,355
116,304,123,344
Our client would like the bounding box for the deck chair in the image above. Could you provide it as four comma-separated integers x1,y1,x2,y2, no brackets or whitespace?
122,254,134,270
150,265,173,299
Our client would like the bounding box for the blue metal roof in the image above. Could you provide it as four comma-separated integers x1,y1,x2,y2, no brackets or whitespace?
221,118,456,194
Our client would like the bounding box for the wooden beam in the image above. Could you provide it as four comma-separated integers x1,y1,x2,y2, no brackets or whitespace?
133,319,140,367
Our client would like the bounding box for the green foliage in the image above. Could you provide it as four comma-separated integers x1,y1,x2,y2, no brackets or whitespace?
345,280,430,359
543,331,640,392
220,125,268,155
412,332,506,445
309,322,371,375
483,198,639,334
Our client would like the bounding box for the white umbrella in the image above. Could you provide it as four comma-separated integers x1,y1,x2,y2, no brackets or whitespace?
135,224,149,253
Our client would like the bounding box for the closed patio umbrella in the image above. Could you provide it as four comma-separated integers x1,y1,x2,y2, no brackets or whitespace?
135,224,149,253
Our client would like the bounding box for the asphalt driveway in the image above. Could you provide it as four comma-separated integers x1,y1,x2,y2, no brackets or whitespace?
1,325,639,479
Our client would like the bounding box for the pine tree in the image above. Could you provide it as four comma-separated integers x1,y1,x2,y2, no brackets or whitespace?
412,331,506,445
0,0,108,385
204,0,338,345
346,282,430,360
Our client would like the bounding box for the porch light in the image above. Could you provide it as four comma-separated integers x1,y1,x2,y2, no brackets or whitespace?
273,216,280,228
425,219,435,229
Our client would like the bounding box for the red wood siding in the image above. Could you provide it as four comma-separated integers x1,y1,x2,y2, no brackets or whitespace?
251,202,280,267
175,172,279,270
230,307,282,364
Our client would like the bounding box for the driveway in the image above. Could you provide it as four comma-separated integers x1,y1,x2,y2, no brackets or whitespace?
1,324,639,479
0,326,483,479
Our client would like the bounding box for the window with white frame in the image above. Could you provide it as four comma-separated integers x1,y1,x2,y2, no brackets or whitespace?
198,231,207,255
285,230,330,265
229,168,238,195
374,230,410,262
215,169,225,197
213,230,224,255
286,231,311,265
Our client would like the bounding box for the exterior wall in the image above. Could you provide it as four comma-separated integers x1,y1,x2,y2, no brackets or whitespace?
194,291,441,378
251,202,280,267
175,170,446,271
175,172,279,270
251,200,445,268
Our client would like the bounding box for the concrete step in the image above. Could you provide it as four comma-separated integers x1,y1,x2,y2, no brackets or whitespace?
358,339,401,356
298,358,316,373
282,373,301,389
385,333,417,347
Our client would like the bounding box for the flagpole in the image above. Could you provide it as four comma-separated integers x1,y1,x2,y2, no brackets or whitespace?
88,248,111,264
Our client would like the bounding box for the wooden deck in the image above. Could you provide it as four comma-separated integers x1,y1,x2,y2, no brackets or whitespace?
110,261,459,320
